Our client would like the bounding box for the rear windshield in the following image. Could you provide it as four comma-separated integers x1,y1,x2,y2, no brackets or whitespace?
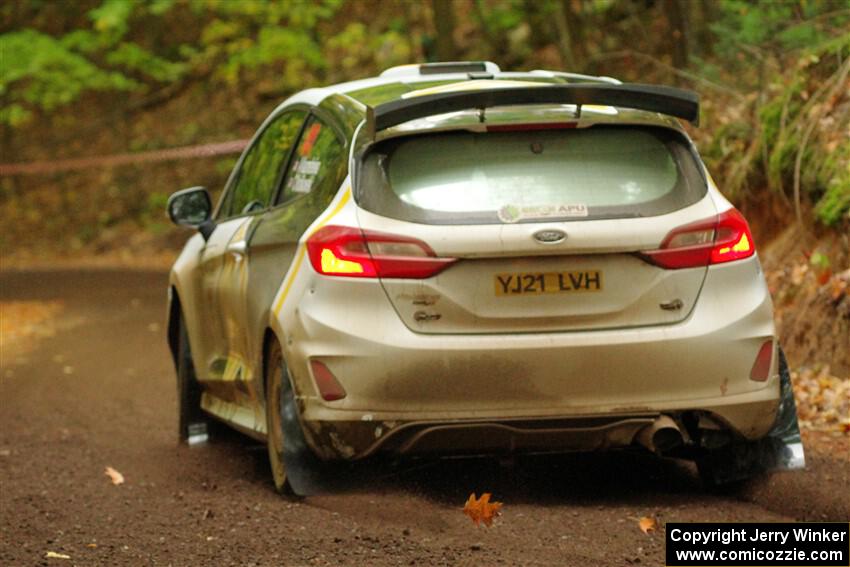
356,126,706,224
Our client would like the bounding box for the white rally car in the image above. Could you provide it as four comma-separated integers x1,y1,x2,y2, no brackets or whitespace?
165,61,804,495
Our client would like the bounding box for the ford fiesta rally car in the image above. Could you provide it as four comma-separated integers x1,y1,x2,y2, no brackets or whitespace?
165,61,804,495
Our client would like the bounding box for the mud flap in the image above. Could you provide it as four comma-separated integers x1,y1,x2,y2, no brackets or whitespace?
699,349,805,486
764,349,806,470
279,372,338,497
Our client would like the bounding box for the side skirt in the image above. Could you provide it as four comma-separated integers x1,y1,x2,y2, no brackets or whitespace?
201,392,267,442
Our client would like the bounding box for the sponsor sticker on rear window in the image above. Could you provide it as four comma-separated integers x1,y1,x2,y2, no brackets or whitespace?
497,204,588,223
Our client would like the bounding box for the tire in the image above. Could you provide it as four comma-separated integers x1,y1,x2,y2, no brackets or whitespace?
697,347,804,488
176,315,209,444
696,442,762,491
265,339,294,495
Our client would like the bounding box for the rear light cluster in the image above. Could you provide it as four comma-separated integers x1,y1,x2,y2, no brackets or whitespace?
640,208,755,269
307,209,754,278
306,225,456,279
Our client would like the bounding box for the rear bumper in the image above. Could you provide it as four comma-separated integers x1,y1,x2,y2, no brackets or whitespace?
280,257,780,459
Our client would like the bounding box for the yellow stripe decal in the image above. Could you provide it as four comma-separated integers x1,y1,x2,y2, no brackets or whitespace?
272,248,307,315
272,187,352,316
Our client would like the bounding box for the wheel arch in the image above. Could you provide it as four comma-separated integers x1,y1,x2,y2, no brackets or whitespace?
261,327,281,400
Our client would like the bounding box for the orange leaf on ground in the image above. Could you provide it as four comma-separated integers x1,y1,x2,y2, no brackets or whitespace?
104,466,124,485
639,516,657,534
816,270,832,286
463,492,503,527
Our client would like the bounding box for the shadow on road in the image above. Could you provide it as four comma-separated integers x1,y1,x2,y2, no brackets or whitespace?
204,426,702,506
202,424,850,522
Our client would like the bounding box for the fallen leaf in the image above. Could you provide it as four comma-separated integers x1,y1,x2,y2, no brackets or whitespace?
86,543,97,549
104,466,124,485
791,263,808,285
45,551,71,559
829,278,848,301
463,492,503,527
639,516,657,534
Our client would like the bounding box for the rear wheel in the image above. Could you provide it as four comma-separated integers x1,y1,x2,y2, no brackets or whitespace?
697,347,804,487
265,339,293,495
176,315,209,444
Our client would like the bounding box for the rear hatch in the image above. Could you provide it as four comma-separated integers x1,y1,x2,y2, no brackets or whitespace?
355,124,714,334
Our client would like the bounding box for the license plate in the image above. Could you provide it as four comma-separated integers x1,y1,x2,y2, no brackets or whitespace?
494,271,603,296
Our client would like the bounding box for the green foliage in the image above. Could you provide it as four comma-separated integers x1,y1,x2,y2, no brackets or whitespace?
697,0,850,226
219,26,323,83
88,0,136,37
813,142,850,226
141,190,171,231
815,182,850,226
106,43,187,82
326,22,413,78
0,29,137,124
476,0,524,34
760,51,849,225
215,157,238,176
0,0,189,126
710,0,843,56
188,0,342,89
0,0,345,125
2,0,849,240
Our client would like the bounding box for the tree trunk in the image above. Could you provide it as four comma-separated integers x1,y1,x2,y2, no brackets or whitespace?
663,0,689,68
432,0,457,62
553,0,577,70
563,0,587,69
472,0,495,56
694,0,716,57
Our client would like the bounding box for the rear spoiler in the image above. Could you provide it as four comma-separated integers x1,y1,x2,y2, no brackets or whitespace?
365,83,699,139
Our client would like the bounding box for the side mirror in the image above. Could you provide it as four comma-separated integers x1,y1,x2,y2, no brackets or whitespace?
167,186,215,240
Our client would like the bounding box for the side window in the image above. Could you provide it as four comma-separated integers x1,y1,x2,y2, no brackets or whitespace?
276,116,345,206
221,110,306,218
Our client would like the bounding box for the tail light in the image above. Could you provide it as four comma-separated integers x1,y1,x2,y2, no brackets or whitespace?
306,225,456,279
640,208,755,269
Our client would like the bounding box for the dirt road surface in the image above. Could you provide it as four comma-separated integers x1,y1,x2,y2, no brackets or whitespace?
1,270,847,566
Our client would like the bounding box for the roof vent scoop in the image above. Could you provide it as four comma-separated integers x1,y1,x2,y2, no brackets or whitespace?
380,61,501,78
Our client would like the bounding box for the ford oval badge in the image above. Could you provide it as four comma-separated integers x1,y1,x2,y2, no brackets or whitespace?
533,229,567,244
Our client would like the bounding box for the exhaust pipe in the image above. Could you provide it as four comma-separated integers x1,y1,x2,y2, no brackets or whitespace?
637,415,683,454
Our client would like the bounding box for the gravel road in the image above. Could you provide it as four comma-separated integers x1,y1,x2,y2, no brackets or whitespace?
1,270,847,566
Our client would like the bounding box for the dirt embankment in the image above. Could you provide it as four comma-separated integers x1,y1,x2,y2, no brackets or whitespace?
762,225,850,374
759,223,850,436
